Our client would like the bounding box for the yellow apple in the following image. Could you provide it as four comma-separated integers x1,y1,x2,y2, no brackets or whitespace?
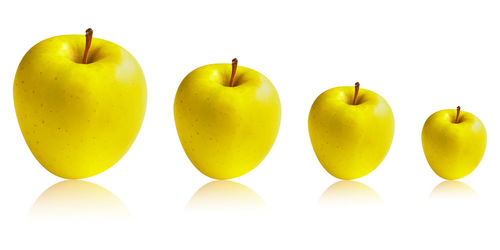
308,83,394,180
422,106,486,180
13,28,147,179
174,59,281,179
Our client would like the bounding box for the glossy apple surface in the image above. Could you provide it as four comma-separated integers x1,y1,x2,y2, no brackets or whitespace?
422,108,486,180
174,60,280,179
308,84,394,179
14,30,147,179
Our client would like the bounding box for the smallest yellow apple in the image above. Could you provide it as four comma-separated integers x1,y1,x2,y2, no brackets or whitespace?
422,106,487,180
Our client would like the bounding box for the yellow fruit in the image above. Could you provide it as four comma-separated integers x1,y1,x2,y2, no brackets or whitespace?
422,107,486,180
308,83,394,180
13,29,147,179
174,59,281,179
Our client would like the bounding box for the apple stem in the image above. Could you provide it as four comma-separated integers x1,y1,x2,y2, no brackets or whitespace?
229,58,238,87
352,82,360,105
455,106,461,123
82,28,93,64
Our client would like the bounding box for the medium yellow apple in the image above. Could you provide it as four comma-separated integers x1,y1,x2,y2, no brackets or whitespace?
13,29,147,179
174,59,281,179
422,107,486,180
308,83,394,180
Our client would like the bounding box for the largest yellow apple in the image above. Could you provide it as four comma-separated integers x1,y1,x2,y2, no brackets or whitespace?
174,59,281,179
13,29,147,179
308,83,394,180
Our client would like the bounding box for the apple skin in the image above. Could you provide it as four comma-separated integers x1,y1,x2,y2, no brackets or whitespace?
422,109,486,180
174,63,280,179
308,86,394,180
13,35,147,179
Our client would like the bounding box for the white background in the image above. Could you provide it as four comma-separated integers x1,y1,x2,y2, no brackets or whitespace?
1,0,499,249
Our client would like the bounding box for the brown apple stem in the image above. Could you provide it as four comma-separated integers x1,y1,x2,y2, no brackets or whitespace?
352,82,360,105
229,58,238,87
455,106,461,123
82,28,93,64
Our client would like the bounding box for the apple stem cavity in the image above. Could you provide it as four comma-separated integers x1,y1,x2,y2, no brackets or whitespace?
229,58,238,87
352,82,360,105
82,28,93,64
455,106,461,123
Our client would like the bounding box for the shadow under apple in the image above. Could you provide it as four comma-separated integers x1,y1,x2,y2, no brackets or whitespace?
185,180,267,213
429,180,478,201
27,180,130,222
318,180,383,207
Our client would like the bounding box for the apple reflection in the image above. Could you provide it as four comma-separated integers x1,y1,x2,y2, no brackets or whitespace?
185,181,267,212
318,180,383,206
429,180,478,201
28,180,130,222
